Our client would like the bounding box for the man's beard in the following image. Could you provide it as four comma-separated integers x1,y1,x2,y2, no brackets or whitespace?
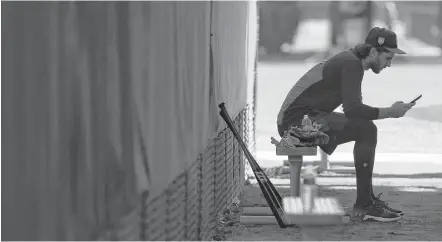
370,59,382,74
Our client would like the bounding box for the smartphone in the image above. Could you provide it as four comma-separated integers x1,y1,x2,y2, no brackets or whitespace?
410,94,422,104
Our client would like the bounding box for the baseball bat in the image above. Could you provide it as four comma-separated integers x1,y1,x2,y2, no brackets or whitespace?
219,103,283,202
218,102,282,201
218,102,288,228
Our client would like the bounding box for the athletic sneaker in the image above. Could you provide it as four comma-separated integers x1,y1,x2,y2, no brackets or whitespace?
374,193,404,216
352,201,401,222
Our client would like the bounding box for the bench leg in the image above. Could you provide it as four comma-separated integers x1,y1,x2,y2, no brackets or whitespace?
288,155,303,197
319,149,329,172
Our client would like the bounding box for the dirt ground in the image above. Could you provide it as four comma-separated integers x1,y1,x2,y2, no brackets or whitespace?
221,174,442,241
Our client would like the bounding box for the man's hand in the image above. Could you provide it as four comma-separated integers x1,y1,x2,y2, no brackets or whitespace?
389,101,415,118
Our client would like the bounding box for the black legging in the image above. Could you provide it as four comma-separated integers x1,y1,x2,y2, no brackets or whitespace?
327,119,378,207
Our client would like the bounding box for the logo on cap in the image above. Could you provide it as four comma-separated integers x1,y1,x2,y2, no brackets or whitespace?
377,37,385,46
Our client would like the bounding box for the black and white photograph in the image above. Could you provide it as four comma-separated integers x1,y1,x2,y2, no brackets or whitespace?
2,0,442,241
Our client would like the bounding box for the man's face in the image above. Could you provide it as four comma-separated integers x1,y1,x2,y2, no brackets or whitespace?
370,51,395,74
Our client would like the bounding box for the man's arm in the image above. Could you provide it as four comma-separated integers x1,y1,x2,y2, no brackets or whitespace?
340,60,380,120
378,107,393,119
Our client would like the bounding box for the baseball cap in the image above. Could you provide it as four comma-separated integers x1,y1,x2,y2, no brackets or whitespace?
365,27,406,54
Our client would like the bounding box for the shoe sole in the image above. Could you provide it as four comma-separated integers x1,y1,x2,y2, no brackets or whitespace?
389,210,404,216
363,214,401,222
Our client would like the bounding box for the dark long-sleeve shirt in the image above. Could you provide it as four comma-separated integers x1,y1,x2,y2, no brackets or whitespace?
277,49,379,127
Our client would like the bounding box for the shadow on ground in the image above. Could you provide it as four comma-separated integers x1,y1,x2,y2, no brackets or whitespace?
224,181,442,241
323,173,442,179
261,166,442,179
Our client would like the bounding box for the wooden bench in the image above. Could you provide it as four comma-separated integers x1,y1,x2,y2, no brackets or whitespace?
276,146,318,196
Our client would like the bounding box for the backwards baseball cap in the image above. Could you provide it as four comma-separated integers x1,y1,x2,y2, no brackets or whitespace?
365,27,406,54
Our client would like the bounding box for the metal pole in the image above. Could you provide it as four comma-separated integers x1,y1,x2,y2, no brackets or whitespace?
438,1,442,51
365,1,373,33
329,1,340,48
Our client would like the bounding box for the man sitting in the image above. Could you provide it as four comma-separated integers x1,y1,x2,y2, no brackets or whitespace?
277,27,415,222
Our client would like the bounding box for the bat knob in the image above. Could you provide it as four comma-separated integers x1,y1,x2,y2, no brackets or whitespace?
218,102,226,109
